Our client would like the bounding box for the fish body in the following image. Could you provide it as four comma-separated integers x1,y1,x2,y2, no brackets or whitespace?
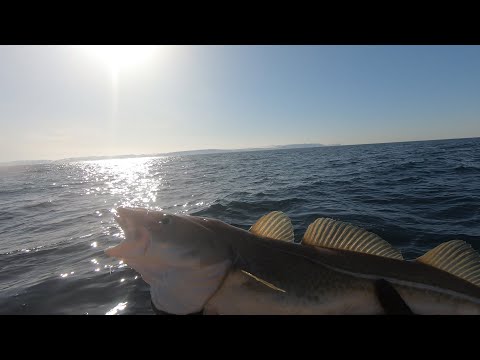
105,207,480,315
204,227,480,315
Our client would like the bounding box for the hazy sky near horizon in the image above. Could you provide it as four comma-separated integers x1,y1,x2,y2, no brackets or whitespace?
1,45,480,162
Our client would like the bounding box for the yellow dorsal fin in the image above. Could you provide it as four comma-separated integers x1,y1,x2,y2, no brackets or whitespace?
302,218,403,260
249,211,294,242
416,240,480,287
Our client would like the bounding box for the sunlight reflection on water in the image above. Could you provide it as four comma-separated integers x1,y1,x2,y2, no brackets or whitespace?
79,157,166,209
2,139,480,314
106,302,128,315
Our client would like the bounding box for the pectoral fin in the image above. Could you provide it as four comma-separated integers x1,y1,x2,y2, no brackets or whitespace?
241,270,287,293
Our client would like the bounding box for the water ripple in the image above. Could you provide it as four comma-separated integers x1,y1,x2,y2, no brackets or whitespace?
1,137,479,314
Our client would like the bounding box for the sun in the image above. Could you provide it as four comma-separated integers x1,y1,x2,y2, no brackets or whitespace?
80,45,159,72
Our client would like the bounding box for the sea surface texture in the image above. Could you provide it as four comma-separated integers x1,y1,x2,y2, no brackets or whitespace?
1,138,479,314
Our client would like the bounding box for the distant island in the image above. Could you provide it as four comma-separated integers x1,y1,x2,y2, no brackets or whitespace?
0,143,331,166
3,136,480,167
166,143,327,156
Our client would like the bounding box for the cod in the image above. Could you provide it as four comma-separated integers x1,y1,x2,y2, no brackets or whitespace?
105,207,480,315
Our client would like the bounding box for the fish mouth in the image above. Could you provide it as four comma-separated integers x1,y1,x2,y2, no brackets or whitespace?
114,207,149,230
113,207,136,235
105,207,151,259
113,207,144,241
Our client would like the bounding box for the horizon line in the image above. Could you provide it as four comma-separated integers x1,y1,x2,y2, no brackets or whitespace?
2,135,479,165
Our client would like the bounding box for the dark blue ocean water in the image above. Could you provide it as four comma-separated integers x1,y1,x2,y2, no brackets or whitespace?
1,138,479,314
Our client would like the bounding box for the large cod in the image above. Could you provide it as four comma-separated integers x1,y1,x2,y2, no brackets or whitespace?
105,207,480,315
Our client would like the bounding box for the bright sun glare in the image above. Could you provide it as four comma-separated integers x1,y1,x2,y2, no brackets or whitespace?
81,45,159,71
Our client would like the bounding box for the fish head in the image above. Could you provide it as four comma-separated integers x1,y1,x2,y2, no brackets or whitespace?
105,207,234,314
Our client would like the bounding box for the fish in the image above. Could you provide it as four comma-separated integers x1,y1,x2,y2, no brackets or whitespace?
105,207,480,315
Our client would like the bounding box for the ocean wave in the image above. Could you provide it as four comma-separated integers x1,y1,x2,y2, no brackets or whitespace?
22,201,56,210
454,165,480,173
1,137,479,314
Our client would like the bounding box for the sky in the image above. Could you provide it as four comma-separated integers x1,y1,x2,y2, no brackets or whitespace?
1,45,479,162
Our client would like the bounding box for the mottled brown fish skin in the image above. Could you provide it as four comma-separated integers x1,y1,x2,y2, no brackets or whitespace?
204,228,480,315
107,208,480,315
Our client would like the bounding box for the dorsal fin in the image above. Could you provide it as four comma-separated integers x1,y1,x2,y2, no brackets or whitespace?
416,240,480,287
249,211,294,242
302,218,403,260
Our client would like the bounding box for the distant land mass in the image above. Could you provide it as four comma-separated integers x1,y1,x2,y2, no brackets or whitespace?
3,137,479,167
166,143,327,156
0,159,53,167
0,143,329,166
270,143,328,149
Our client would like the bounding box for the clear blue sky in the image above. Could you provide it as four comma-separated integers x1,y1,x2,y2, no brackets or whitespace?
1,45,479,162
